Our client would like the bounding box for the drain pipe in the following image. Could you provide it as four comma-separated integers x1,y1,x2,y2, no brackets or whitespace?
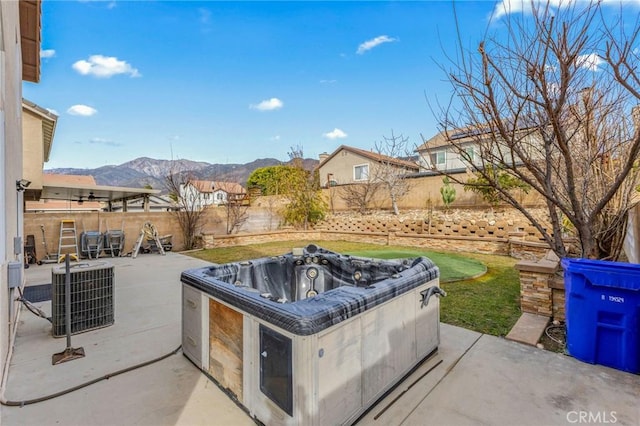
0,287,25,405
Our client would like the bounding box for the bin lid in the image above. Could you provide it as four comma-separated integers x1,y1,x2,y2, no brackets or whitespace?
561,258,640,291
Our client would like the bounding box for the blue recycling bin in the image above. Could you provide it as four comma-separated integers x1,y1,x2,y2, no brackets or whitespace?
562,258,640,374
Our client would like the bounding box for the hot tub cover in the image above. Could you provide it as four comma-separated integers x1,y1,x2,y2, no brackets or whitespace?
181,245,440,335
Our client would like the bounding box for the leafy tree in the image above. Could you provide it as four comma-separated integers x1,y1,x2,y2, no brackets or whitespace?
464,166,530,207
282,146,327,229
247,165,305,195
436,0,640,259
440,176,456,210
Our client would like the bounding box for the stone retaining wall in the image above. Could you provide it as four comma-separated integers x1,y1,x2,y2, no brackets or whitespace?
316,209,550,244
206,229,533,257
509,239,553,260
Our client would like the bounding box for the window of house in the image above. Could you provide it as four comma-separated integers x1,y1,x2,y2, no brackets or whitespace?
354,164,369,181
216,193,224,201
464,147,475,162
430,151,446,166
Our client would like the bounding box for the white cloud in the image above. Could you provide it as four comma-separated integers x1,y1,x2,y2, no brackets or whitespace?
79,0,117,9
489,0,636,19
602,0,640,4
323,128,348,139
72,55,141,78
89,137,121,147
199,8,212,24
198,8,213,33
492,0,567,19
40,49,55,59
46,108,59,116
269,135,281,141
577,53,604,71
356,35,397,55
250,98,283,111
67,104,97,116
493,0,526,19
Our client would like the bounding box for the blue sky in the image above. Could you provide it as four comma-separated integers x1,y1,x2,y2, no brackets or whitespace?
23,0,636,169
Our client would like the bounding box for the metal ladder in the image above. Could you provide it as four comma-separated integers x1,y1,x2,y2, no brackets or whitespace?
132,221,165,259
58,219,79,262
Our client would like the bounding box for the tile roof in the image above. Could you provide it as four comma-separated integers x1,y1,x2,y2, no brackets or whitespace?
319,145,420,170
212,181,246,194
190,180,246,194
190,180,213,193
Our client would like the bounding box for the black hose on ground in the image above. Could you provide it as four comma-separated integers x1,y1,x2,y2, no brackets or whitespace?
16,288,51,323
1,345,183,407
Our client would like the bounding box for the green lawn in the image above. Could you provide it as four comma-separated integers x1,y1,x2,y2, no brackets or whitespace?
438,252,520,336
345,249,486,283
187,240,521,337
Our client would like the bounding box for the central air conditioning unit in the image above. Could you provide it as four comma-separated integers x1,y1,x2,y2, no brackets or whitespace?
51,262,115,337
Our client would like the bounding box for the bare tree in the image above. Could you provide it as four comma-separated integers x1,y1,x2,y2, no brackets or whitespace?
165,171,207,250
263,195,281,231
434,0,640,260
339,181,382,215
326,184,338,214
225,193,249,234
338,131,414,215
373,131,414,215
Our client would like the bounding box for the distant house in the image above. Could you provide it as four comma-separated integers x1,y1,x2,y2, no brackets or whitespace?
416,125,537,173
179,180,247,210
415,127,482,172
317,145,419,188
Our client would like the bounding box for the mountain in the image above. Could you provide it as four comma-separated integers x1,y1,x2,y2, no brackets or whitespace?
45,157,319,192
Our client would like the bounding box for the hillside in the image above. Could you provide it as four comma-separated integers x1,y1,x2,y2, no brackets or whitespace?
45,157,319,192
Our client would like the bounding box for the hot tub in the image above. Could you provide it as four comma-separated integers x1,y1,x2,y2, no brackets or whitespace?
181,244,443,425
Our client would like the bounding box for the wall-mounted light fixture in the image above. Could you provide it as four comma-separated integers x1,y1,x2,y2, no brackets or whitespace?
14,179,31,256
16,179,31,192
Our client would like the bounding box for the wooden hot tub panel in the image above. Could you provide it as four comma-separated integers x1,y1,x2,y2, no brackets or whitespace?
209,299,244,401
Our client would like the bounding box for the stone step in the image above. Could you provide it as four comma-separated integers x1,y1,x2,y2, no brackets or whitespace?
505,312,549,346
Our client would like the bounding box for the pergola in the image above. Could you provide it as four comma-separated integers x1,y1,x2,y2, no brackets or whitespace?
39,183,161,212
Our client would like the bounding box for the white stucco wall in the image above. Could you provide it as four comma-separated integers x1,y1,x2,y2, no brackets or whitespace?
1,0,25,396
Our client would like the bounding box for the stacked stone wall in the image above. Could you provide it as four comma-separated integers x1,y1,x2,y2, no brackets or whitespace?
551,274,566,321
317,208,551,246
518,270,553,317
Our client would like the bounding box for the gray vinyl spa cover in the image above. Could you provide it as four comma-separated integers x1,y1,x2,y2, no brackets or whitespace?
181,245,440,335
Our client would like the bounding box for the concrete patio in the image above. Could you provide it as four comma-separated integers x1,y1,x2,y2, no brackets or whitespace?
1,252,638,426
